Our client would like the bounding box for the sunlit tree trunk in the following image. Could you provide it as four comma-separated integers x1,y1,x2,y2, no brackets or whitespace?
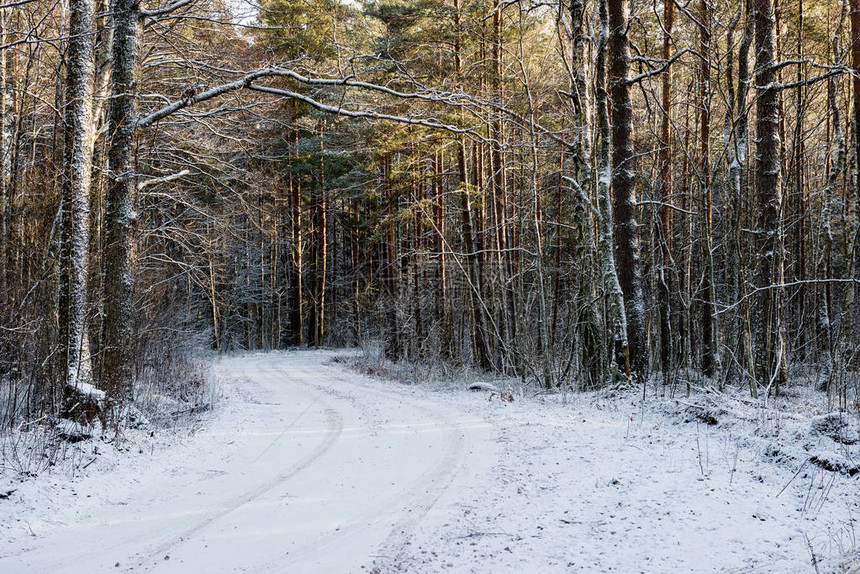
490,0,515,372
288,126,304,346
792,0,808,361
59,0,97,392
307,121,327,347
434,151,453,360
383,155,402,360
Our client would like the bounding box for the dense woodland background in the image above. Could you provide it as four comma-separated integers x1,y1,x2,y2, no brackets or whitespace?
1,0,859,431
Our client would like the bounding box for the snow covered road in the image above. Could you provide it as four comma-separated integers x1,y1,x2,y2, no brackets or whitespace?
2,350,859,573
0,351,497,573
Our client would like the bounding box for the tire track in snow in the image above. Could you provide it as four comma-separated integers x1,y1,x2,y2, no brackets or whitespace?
250,354,470,573
125,355,345,572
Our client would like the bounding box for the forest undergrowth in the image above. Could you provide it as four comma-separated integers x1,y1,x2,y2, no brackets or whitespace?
0,353,214,482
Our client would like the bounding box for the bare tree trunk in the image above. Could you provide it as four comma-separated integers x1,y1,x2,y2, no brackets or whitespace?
793,0,808,361
723,0,753,390
307,121,327,347
565,0,604,387
207,222,221,351
351,195,361,343
60,0,97,392
490,1,517,373
608,0,648,381
410,150,424,361
517,11,553,387
288,126,304,346
433,151,452,360
818,0,848,393
597,0,629,380
726,0,753,389
699,0,719,378
657,0,674,386
383,155,402,361
847,0,860,328
102,0,141,403
0,7,10,304
753,0,787,392
455,0,491,369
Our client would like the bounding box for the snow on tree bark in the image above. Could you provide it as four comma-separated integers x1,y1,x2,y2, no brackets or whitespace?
597,0,629,380
102,0,142,403
608,0,648,381
59,0,97,392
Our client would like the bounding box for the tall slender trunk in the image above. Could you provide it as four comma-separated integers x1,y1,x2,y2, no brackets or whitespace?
351,195,361,343
60,0,97,392
0,8,8,302
597,0,629,380
288,126,303,345
753,0,787,392
608,0,647,380
102,0,142,402
434,151,452,359
848,0,860,328
308,121,327,347
793,0,807,360
517,9,552,387
566,0,603,387
383,155,402,360
727,0,753,389
490,0,516,372
699,0,718,377
657,0,674,385
455,0,491,369
819,0,848,393
410,150,423,361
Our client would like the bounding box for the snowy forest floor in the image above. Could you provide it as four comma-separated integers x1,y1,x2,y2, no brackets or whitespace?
1,350,859,573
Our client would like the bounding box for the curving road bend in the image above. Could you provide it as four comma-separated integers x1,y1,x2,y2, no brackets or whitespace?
0,351,496,573
5,350,858,573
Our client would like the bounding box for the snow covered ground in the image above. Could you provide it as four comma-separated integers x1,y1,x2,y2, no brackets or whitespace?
1,350,858,573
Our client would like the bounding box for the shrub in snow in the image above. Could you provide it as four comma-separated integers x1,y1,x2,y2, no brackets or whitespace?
61,382,106,426
809,412,858,445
